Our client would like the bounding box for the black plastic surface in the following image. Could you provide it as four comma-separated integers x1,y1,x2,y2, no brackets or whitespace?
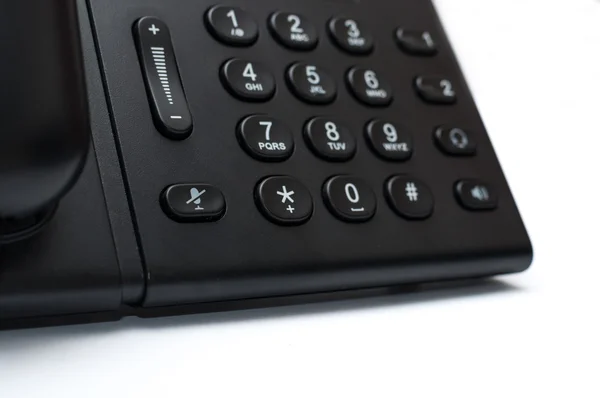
88,0,532,309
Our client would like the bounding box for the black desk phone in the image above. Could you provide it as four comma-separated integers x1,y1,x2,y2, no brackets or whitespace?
0,0,532,329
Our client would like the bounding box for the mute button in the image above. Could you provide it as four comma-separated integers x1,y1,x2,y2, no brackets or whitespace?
161,184,226,222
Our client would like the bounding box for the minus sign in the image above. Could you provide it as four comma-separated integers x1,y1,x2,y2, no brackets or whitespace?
350,208,365,212
171,116,182,119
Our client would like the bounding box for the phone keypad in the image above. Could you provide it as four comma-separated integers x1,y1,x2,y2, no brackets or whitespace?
147,6,493,225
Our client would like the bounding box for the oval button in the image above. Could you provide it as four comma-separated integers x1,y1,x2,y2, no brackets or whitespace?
161,184,226,222
238,115,294,161
304,117,356,161
221,59,276,101
323,176,376,222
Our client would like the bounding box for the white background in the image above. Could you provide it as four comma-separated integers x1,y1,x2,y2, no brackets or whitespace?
1,0,600,396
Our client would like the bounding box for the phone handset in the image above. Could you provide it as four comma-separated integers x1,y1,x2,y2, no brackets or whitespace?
0,0,90,243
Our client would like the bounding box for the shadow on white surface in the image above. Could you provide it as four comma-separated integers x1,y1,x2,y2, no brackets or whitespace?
0,278,521,351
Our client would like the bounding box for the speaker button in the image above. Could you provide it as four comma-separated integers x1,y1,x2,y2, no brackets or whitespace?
455,180,498,210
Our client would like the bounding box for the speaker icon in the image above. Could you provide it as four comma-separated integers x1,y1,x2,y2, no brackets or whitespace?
470,185,490,202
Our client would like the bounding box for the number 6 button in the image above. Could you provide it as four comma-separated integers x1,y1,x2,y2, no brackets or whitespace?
414,76,457,104
347,67,393,106
323,176,377,222
221,59,276,101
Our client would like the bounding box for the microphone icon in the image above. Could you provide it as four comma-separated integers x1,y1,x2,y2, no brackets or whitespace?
186,188,206,210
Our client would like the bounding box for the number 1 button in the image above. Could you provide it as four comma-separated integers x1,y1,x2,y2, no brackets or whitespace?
221,59,276,101
205,6,258,46
323,176,377,222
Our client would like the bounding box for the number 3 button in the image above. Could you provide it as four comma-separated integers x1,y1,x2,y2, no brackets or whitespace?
221,59,276,101
324,176,377,222
414,75,457,104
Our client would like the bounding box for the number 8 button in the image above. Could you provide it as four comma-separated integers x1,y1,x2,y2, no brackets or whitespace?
304,117,356,161
323,176,377,222
347,67,393,106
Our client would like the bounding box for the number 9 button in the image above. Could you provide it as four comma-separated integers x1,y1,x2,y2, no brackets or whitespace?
287,62,337,104
323,176,377,222
269,12,318,50
366,120,413,161
304,117,356,161
347,67,393,106
238,115,294,161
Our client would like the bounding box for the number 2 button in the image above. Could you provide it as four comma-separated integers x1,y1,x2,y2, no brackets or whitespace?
269,12,318,50
414,75,457,104
323,176,377,222
221,59,276,101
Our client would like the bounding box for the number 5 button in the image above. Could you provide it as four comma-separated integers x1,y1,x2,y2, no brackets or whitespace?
221,59,276,101
324,176,377,222
287,63,337,104
414,76,457,104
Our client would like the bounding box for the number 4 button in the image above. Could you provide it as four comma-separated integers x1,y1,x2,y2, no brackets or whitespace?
414,75,457,104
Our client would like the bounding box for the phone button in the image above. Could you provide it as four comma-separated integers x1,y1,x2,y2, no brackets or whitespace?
366,120,413,161
328,17,374,54
396,29,437,56
238,115,294,161
256,176,313,225
385,176,434,220
134,17,193,140
347,67,393,106
323,176,376,222
287,62,337,104
161,184,226,222
221,59,276,101
269,12,318,50
415,76,457,104
205,6,258,46
304,117,356,161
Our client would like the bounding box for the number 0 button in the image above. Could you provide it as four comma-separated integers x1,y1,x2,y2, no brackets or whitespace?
287,63,337,104
221,59,276,101
238,115,294,161
304,117,356,161
324,176,376,222
415,76,457,104
347,67,393,106
269,12,318,50
205,6,258,46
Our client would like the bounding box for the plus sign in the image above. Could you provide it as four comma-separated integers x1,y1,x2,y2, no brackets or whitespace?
286,205,295,214
148,24,160,35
